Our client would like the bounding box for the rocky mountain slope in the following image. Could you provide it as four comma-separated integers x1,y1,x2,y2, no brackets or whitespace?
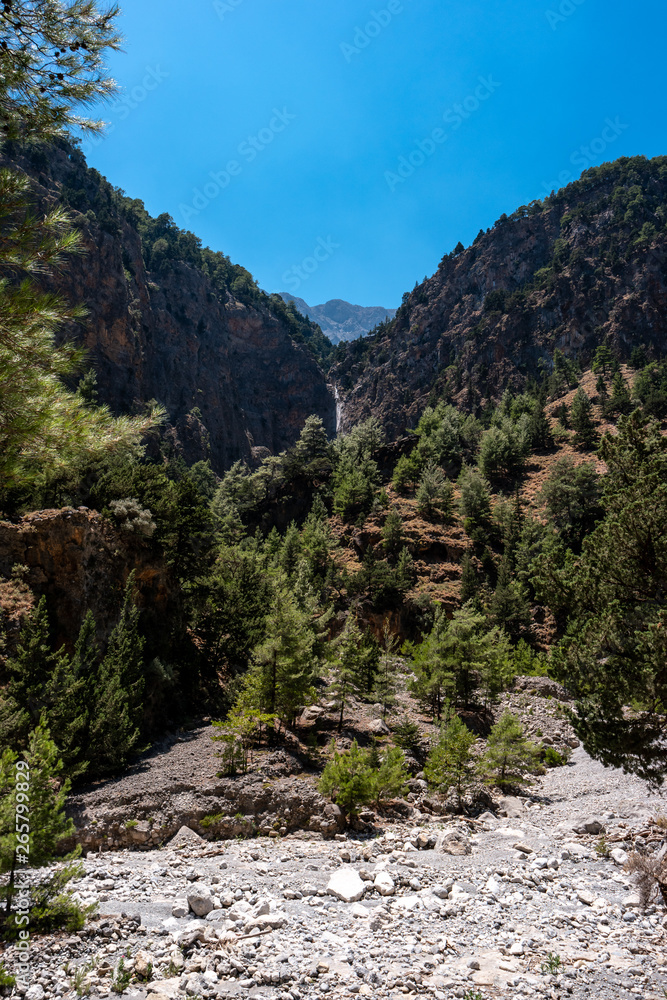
279,294,396,344
3,142,336,474
333,155,667,436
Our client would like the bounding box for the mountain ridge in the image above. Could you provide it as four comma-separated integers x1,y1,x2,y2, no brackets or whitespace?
279,293,396,344
333,154,667,436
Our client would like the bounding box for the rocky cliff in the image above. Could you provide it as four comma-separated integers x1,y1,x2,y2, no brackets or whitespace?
333,155,667,435
279,293,396,344
0,507,173,652
4,143,336,473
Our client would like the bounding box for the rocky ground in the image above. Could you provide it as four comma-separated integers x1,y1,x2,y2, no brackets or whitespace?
5,738,667,1000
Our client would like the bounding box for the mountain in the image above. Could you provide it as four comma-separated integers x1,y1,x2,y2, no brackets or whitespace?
279,293,396,344
333,155,667,436
3,140,336,474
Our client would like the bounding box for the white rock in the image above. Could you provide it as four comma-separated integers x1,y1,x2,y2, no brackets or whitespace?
350,902,369,918
611,847,628,866
25,987,45,1000
187,886,215,917
577,890,595,906
134,951,154,978
327,866,366,903
172,898,189,918
374,871,395,896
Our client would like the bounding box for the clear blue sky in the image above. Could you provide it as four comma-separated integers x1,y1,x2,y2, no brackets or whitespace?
83,0,665,308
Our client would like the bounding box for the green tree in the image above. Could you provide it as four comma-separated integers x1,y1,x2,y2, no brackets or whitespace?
539,457,602,552
438,605,510,709
371,746,409,807
571,388,597,448
291,415,331,477
408,609,455,720
0,722,76,918
416,463,453,521
460,551,479,604
392,451,421,493
482,711,540,789
458,465,493,528
592,345,615,377
0,3,159,496
241,588,319,728
605,371,633,417
319,739,374,815
382,509,406,563
489,558,531,641
424,715,477,810
549,413,667,784
86,574,145,777
374,620,399,719
328,616,367,731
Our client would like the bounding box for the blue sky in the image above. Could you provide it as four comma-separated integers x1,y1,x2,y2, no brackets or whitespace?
83,0,665,307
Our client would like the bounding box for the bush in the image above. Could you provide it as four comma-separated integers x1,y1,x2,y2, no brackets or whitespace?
319,740,374,815
319,740,409,814
543,746,569,768
108,498,156,538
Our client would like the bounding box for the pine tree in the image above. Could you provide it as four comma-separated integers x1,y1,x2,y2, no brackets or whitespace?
5,598,65,737
0,722,76,916
0,5,159,495
482,711,540,789
416,463,453,521
318,739,374,815
606,371,633,417
371,747,409,807
86,575,145,776
382,509,406,563
329,617,367,731
571,388,597,448
460,552,479,604
46,613,96,779
392,452,421,494
242,588,319,728
489,557,531,642
424,715,477,811
374,620,399,719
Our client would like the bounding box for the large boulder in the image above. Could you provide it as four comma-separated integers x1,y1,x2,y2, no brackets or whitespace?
187,886,215,917
327,867,366,903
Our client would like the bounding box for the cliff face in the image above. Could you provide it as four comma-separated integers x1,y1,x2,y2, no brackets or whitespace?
333,155,667,435
279,294,396,343
0,508,172,652
6,145,336,473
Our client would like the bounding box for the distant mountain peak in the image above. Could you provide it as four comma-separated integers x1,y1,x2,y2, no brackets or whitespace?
279,293,396,344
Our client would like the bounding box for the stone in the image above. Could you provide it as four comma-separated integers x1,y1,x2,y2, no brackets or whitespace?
577,890,595,906
187,887,215,917
327,866,366,903
611,847,628,866
513,842,534,854
374,871,396,896
134,952,154,978
416,831,437,850
171,898,189,918
572,817,605,835
436,828,471,856
350,902,369,918
367,718,390,736
169,826,204,848
497,796,524,819
25,988,44,1000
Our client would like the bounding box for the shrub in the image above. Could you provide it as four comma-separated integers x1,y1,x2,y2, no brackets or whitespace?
108,498,156,538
